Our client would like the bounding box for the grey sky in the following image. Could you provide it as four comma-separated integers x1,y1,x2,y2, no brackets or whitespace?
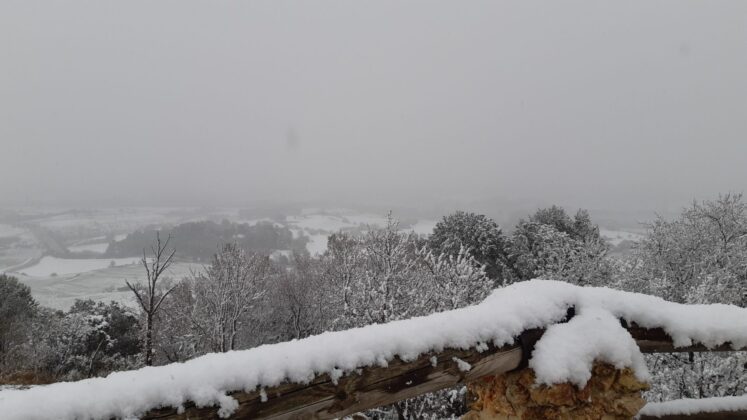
1,0,746,210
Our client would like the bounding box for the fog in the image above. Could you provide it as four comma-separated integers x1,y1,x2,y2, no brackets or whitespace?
1,0,746,211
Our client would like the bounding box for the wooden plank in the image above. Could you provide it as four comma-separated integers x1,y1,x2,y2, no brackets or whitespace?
629,324,747,353
142,345,523,420
141,324,747,420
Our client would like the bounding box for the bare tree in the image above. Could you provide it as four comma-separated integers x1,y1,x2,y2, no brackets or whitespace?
126,233,176,366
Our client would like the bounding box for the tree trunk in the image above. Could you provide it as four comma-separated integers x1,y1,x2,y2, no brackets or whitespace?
145,313,153,366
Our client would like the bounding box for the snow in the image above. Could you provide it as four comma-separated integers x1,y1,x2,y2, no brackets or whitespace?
639,395,747,418
36,209,171,232
270,250,293,261
343,213,388,226
453,357,472,372
68,242,109,254
600,229,645,246
18,256,141,277
4,279,747,420
0,224,25,238
305,234,328,256
237,218,284,228
287,214,356,232
530,306,649,387
411,219,438,236
16,262,201,310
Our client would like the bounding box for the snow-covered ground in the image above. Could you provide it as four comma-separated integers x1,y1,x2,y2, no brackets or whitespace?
237,218,284,228
410,219,438,235
67,242,109,254
344,213,388,226
3,206,437,261
34,209,173,233
270,249,293,260
305,234,329,256
287,214,358,232
18,256,141,277
0,224,25,238
600,228,645,246
3,279,747,420
1,207,439,300
14,262,200,310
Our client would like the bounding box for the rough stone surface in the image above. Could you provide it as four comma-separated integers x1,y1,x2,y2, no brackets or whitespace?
463,362,648,420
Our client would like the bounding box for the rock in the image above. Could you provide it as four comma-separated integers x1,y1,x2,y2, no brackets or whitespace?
464,362,648,420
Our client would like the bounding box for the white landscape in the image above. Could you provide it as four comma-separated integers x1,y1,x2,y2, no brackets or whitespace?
20,256,141,277
67,242,109,254
0,207,647,309
2,1,745,417
4,280,747,420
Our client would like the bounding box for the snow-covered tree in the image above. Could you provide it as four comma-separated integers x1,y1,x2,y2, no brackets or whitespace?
507,220,611,286
0,274,36,371
153,279,201,363
272,254,332,340
190,243,270,352
415,245,493,312
319,213,492,419
530,206,601,243
623,193,747,304
12,301,140,381
323,231,364,313
428,211,508,281
614,194,747,403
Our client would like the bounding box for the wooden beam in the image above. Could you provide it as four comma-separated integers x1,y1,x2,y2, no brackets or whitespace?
143,345,523,420
141,325,747,420
638,410,747,420
628,324,747,353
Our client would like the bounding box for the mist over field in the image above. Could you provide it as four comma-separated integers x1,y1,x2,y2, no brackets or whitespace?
1,0,746,211
2,1,747,418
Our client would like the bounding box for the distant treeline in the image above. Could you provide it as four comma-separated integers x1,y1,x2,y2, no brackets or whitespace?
105,220,307,261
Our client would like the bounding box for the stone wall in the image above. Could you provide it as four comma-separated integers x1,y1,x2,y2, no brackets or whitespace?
463,362,648,420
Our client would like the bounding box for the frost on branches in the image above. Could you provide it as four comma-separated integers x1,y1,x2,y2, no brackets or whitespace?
613,194,747,403
3,280,747,420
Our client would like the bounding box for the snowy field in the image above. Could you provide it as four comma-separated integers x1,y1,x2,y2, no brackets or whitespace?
411,219,438,235
18,256,141,277
34,208,182,232
287,214,358,232
14,262,201,310
0,207,440,301
67,242,109,254
600,228,645,246
285,210,436,255
0,224,25,238
305,234,329,256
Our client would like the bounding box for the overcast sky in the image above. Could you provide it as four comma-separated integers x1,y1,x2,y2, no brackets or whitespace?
1,0,746,210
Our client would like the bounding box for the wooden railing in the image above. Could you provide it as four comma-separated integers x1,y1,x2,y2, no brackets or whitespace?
639,411,747,420
143,324,747,420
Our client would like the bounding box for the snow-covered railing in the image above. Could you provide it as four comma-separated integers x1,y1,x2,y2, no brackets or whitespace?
3,280,747,420
143,341,524,419
638,395,747,419
140,326,745,420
